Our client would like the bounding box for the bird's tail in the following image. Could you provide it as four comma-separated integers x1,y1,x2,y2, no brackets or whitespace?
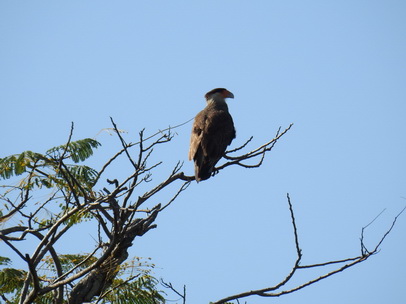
195,161,213,182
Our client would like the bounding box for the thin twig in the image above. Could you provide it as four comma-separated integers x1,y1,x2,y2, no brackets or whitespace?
216,124,293,171
159,181,191,212
161,279,186,304
110,117,138,170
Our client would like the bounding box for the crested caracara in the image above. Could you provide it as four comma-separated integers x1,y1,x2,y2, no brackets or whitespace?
189,88,236,182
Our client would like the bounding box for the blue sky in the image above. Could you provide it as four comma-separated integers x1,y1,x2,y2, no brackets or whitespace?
1,1,405,303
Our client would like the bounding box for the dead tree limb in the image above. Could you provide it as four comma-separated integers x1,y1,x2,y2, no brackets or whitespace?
211,195,405,304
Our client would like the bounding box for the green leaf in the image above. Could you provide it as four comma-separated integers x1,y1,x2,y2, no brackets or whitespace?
102,275,165,304
43,254,98,274
0,151,46,180
0,138,100,181
33,177,54,189
0,256,11,266
0,268,26,294
46,138,101,163
66,165,99,187
0,154,17,179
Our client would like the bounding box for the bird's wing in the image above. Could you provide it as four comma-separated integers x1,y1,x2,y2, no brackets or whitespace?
202,109,236,161
189,110,205,161
189,107,235,160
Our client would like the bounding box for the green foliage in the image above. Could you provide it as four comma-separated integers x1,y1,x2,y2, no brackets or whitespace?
0,267,26,295
46,138,101,163
0,139,104,302
0,151,44,179
1,255,164,304
0,137,166,303
0,266,63,304
95,257,165,304
100,275,165,304
42,253,98,274
62,164,99,189
32,292,57,304
0,138,101,199
0,256,11,266
0,138,101,181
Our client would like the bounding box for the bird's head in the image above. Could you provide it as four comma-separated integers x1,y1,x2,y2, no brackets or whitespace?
205,88,234,102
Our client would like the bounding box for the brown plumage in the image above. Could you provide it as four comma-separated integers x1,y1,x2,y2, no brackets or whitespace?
189,88,236,182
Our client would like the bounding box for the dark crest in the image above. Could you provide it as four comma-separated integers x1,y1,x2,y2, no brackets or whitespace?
204,88,227,100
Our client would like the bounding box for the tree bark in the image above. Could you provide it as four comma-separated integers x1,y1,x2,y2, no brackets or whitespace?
67,207,159,304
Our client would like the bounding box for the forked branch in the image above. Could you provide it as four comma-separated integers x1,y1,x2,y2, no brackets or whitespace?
218,123,294,171
211,195,405,304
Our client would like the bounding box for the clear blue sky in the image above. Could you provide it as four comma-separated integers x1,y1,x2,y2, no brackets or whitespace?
1,1,405,303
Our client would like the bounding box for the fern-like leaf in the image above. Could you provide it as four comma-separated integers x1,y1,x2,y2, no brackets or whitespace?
64,164,99,188
46,138,101,163
0,256,11,266
0,151,44,180
101,275,165,304
0,268,26,294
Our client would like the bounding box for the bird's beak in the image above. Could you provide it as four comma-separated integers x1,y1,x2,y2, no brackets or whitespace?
226,91,234,99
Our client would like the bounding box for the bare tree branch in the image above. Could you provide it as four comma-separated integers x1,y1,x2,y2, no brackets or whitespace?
211,196,405,304
110,117,138,171
161,279,186,304
217,123,294,172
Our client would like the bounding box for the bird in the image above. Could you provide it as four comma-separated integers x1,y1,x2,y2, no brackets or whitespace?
189,88,236,182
